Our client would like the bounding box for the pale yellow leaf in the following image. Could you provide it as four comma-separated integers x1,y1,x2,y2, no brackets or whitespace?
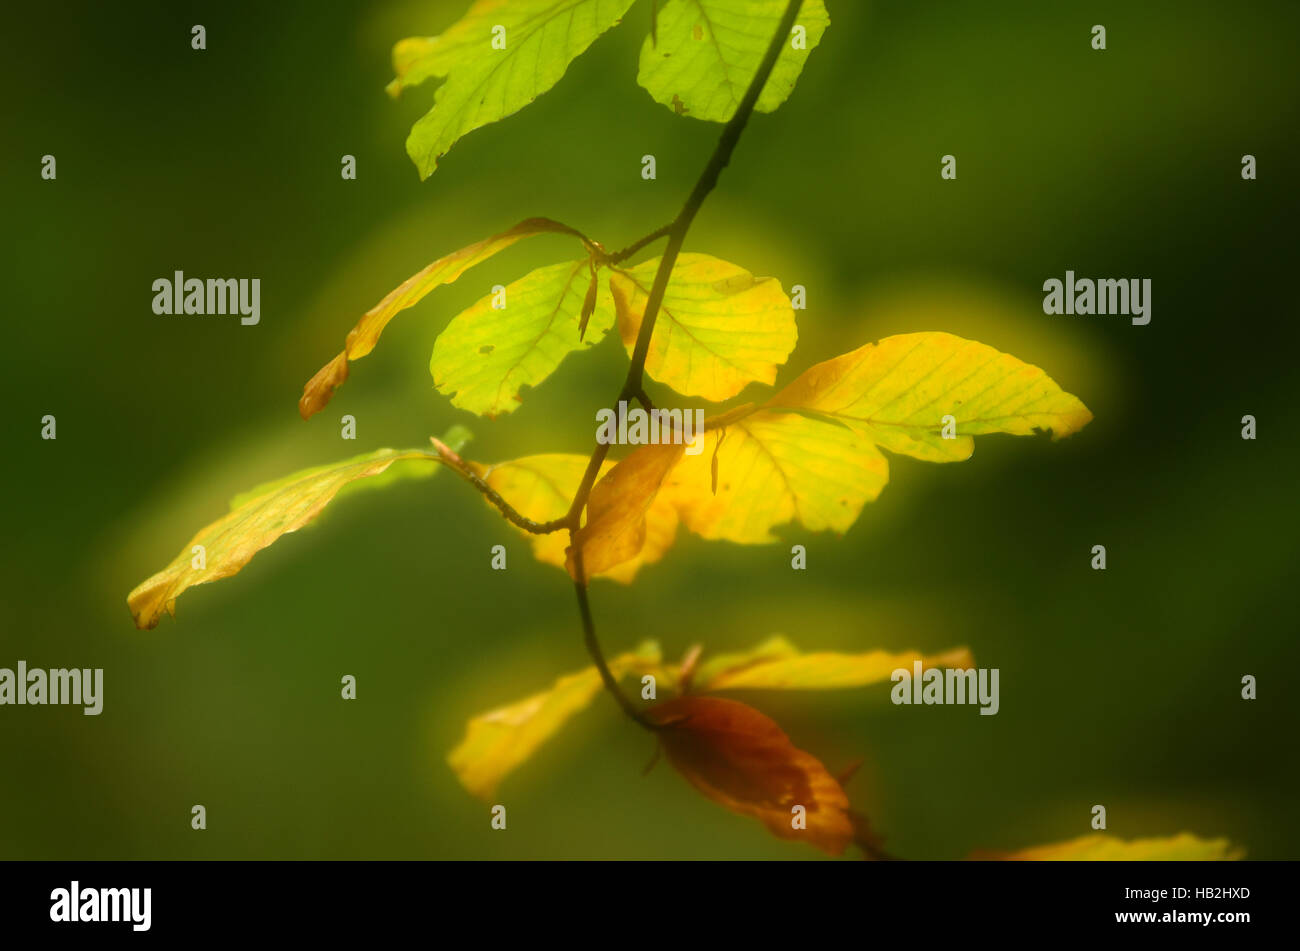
448,641,663,799
128,447,445,629
769,332,1093,461
696,638,976,692
611,253,796,400
663,411,888,543
987,833,1244,861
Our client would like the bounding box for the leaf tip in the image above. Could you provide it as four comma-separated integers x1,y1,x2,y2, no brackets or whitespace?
299,351,349,420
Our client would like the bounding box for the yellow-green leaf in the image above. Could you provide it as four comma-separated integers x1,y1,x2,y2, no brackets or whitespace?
300,218,585,419
638,0,830,122
664,411,889,543
431,259,614,418
611,253,796,400
448,641,663,799
694,636,975,692
128,446,453,629
769,332,1093,462
985,833,1243,861
392,0,638,179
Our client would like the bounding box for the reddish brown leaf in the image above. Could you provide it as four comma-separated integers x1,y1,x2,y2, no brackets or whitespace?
647,695,854,855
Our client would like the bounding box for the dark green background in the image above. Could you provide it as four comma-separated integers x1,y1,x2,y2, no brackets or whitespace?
2,0,1296,859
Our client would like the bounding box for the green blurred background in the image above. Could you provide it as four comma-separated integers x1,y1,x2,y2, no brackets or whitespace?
3,0,1297,859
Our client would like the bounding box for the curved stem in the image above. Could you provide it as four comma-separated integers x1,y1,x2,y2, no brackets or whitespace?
571,0,805,720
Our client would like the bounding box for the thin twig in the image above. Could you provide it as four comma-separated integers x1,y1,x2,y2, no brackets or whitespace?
603,222,673,265
430,436,567,535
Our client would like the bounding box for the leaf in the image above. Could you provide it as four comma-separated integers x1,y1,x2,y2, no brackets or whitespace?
981,833,1243,861
471,453,677,582
391,0,638,179
127,439,464,630
649,332,1091,545
664,411,889,543
694,636,976,692
611,253,796,400
431,259,616,417
300,218,586,419
647,695,854,855
448,641,664,799
768,332,1094,462
567,443,684,581
638,0,830,122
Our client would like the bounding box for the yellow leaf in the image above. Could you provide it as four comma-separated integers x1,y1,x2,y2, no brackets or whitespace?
648,695,854,855
448,641,664,799
663,411,888,543
299,218,587,419
769,332,1092,461
128,447,446,629
984,833,1243,861
567,443,684,581
611,253,796,400
430,259,615,418
695,636,975,692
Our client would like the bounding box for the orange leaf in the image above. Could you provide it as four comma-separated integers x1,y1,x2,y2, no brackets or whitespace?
647,695,854,855
298,350,350,420
566,443,683,582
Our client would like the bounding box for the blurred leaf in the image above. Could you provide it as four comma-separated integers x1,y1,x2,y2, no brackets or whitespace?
431,259,614,417
981,833,1244,861
392,0,638,179
471,453,586,570
695,636,976,691
448,641,664,798
128,441,465,630
664,411,889,543
611,253,796,400
638,0,830,122
648,695,854,854
769,332,1093,462
567,443,684,580
300,218,588,419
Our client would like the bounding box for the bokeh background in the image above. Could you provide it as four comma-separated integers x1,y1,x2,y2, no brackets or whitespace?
2,0,1297,859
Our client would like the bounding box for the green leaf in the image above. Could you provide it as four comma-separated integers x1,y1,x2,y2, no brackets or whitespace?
611,253,797,400
391,0,638,179
430,259,615,418
638,0,830,122
128,433,468,630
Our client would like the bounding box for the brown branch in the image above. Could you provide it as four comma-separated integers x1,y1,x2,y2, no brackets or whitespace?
570,0,806,728
429,436,567,535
